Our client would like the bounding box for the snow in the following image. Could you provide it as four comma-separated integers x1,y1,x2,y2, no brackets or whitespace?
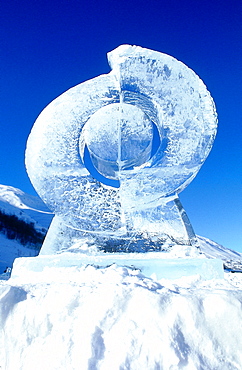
0,185,53,274
1,185,242,369
0,233,38,274
0,263,242,369
0,184,53,232
198,235,242,260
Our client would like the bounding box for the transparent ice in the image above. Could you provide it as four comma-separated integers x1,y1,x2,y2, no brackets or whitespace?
25,45,217,254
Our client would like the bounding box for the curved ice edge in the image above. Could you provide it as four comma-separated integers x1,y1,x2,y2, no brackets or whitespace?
11,253,224,281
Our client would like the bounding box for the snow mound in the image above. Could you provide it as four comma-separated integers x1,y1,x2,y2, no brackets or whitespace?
1,264,242,369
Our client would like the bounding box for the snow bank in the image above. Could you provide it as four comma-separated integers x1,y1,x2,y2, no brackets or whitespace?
0,263,242,369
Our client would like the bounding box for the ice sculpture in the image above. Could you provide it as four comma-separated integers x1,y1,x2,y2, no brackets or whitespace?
25,45,217,255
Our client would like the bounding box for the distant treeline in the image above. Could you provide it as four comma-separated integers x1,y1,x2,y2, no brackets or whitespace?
0,209,45,250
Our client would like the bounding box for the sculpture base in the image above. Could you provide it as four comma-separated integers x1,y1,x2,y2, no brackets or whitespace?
11,253,224,281
39,211,198,255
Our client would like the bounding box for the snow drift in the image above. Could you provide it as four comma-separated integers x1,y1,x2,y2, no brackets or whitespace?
1,264,242,369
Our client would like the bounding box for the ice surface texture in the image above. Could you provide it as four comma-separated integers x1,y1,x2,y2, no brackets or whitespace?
25,45,217,253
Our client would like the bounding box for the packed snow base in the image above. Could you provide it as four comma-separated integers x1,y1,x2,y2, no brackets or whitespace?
1,262,242,369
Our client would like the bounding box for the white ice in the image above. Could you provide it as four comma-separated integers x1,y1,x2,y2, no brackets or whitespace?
11,251,224,281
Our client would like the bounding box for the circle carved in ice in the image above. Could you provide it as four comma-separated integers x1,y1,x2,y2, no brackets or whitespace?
81,103,154,180
25,44,217,226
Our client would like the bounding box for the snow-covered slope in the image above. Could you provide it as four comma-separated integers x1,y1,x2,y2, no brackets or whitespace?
198,235,242,260
198,236,242,271
0,184,53,231
0,233,38,276
0,185,53,273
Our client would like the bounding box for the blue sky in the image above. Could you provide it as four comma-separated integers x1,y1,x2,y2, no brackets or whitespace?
0,0,241,252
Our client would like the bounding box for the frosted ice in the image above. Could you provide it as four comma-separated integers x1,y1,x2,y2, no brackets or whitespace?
25,45,217,253
11,254,224,281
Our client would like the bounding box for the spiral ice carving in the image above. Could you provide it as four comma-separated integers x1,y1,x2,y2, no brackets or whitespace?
26,45,217,254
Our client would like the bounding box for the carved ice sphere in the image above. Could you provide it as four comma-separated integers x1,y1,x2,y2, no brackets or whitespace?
25,45,217,254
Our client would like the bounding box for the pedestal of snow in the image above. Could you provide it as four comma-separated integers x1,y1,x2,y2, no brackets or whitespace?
1,262,242,369
11,253,224,281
